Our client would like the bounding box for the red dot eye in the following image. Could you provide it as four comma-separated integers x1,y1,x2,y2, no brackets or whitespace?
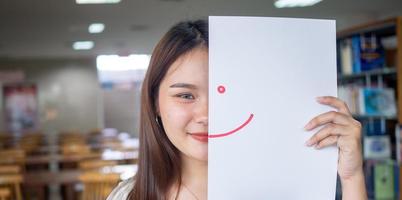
217,85,226,94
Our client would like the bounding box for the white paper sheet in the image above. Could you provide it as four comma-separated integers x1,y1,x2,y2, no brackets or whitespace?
208,16,338,200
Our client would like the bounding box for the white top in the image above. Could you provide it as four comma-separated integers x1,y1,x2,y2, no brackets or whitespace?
107,177,135,200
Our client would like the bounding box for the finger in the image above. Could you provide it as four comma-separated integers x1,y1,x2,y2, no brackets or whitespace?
315,135,338,149
304,111,351,130
305,123,346,146
316,96,351,115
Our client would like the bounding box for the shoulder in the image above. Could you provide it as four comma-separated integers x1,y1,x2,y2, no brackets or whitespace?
107,177,135,200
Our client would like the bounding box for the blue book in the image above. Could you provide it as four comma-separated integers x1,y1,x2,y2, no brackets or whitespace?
351,36,361,73
358,88,397,117
363,136,391,159
362,119,386,136
365,160,376,199
360,35,385,71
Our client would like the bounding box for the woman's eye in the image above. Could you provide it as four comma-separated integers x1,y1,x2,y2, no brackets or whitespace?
177,93,195,100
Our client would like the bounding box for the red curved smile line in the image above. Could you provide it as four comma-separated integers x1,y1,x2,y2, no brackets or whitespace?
209,114,254,138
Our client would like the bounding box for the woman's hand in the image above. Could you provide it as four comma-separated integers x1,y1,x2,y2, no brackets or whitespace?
304,96,367,200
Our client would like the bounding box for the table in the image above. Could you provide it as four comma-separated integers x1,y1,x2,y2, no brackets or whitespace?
24,164,137,185
26,150,138,166
33,142,139,155
23,164,137,200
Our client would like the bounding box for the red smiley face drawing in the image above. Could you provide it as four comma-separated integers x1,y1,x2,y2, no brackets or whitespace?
209,85,254,138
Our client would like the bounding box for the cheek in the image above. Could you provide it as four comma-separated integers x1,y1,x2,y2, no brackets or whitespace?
160,100,193,135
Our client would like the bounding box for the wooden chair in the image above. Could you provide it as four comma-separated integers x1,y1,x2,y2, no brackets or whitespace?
60,144,94,169
0,166,21,175
0,174,23,200
0,134,12,150
79,160,117,170
60,132,87,145
61,144,91,155
14,133,43,154
88,128,102,136
0,150,26,170
79,172,120,200
0,187,11,200
61,138,86,146
100,139,122,150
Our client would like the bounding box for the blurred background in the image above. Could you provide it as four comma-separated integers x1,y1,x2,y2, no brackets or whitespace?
0,0,401,199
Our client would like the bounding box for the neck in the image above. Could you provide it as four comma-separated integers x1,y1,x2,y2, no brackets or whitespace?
179,154,208,199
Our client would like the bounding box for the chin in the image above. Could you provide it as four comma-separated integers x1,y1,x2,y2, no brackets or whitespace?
192,147,208,162
183,134,208,162
185,146,208,163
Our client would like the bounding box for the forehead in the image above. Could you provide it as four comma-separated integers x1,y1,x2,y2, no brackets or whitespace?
164,47,208,82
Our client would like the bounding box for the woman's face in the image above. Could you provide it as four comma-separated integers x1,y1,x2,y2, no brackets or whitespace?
158,47,208,162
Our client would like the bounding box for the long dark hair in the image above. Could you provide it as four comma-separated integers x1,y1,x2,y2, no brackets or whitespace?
130,19,208,200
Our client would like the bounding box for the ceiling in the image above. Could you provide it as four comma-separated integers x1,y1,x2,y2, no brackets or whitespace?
0,0,401,59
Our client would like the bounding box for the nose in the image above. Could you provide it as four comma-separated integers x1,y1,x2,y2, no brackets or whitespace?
194,97,208,126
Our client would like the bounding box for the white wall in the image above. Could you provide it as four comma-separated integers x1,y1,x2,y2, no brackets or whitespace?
102,82,141,137
0,58,102,135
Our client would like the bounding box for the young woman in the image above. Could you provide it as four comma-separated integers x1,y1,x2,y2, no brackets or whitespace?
107,19,367,200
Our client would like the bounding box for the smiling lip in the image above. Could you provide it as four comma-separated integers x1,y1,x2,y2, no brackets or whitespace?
189,132,209,143
209,113,254,138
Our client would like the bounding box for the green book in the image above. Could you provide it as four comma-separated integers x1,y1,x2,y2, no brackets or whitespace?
374,163,395,200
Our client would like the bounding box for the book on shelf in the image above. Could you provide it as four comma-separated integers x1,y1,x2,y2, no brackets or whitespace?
338,85,359,114
339,39,353,75
363,135,391,160
358,87,397,117
338,86,396,117
360,34,386,71
396,164,400,200
381,35,398,68
362,119,386,136
364,160,399,200
396,125,402,164
338,34,386,75
351,36,361,73
374,162,395,200
365,160,376,199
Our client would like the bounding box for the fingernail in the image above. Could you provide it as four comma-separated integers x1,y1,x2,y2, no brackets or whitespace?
304,122,312,130
316,97,324,102
305,140,313,146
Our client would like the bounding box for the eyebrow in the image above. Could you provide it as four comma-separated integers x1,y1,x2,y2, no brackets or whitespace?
169,83,197,89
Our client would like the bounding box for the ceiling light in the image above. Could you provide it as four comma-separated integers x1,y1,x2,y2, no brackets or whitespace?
76,0,121,4
73,41,94,50
89,23,105,33
274,0,322,8
96,54,151,71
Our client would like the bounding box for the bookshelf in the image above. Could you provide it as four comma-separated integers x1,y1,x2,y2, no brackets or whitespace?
337,17,402,123
338,67,397,81
336,17,402,200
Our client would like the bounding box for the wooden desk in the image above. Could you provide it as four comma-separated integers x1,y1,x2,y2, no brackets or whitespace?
23,164,137,200
26,150,138,166
33,140,139,155
24,164,137,185
26,153,100,165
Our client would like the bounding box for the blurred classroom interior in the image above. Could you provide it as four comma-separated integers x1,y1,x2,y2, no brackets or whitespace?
0,0,402,199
